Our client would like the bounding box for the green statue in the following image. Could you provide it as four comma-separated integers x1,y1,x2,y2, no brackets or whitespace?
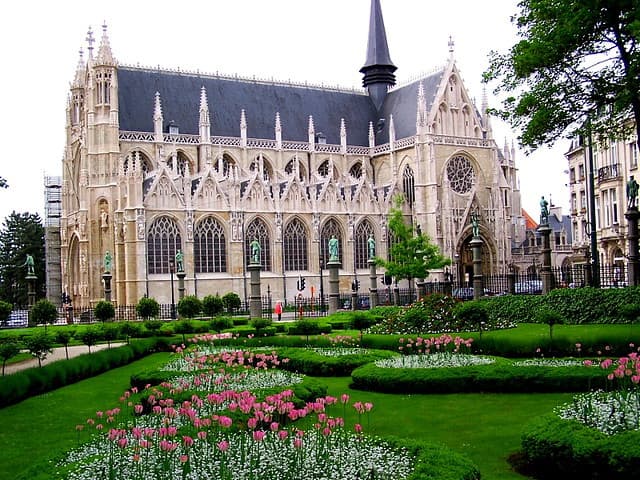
250,238,261,264
367,234,376,259
471,211,480,238
328,235,339,261
627,175,639,209
23,254,35,276
175,249,184,272
103,251,112,273
540,196,550,225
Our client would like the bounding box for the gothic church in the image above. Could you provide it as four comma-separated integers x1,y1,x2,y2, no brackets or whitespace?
61,0,524,307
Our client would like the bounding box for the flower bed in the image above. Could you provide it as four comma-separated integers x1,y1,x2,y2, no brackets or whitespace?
55,341,479,480
519,353,640,478
276,347,397,376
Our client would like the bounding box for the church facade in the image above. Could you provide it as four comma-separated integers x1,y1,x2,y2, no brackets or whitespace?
60,0,524,308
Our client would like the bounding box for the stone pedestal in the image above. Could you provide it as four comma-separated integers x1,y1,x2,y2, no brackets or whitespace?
368,259,378,308
538,224,553,294
507,270,516,295
351,291,357,311
26,274,37,308
177,272,186,300
247,263,262,320
102,273,112,302
470,237,483,300
416,279,426,299
327,260,341,314
626,208,640,286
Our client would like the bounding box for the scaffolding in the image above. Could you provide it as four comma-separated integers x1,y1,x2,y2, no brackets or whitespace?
44,176,62,305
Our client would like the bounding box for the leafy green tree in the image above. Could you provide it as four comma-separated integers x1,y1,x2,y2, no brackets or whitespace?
100,323,120,349
0,300,12,325
484,0,640,150
94,301,115,323
0,176,7,189
0,341,20,375
24,333,54,367
375,197,450,285
202,295,224,317
174,320,194,343
30,299,58,332
78,328,101,353
0,212,45,306
136,297,160,320
222,292,242,314
177,295,202,319
54,329,74,360
120,322,142,344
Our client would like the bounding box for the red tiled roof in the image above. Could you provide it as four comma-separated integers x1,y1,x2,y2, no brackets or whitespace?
522,209,539,230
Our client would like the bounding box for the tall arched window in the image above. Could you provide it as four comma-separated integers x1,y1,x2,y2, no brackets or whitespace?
403,165,415,207
194,217,226,273
283,218,308,271
147,216,182,274
123,150,150,175
250,156,273,181
320,218,343,265
284,157,306,181
245,218,271,270
349,162,363,179
355,220,374,269
215,153,236,177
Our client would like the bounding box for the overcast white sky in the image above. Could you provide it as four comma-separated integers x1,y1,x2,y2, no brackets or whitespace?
0,0,570,225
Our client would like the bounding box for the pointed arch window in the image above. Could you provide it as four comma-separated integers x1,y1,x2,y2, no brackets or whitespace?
123,151,150,175
320,218,343,265
147,216,182,274
285,158,306,181
215,153,236,177
402,166,415,207
95,70,112,105
250,156,273,182
355,220,374,269
349,162,363,179
283,218,308,271
194,217,227,273
245,218,271,270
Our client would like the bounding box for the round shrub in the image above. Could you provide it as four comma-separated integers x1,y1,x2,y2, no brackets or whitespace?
94,300,115,322
222,292,242,313
177,295,202,319
250,317,272,332
290,319,322,341
453,301,489,331
202,295,224,317
210,316,233,333
136,297,160,320
30,299,58,328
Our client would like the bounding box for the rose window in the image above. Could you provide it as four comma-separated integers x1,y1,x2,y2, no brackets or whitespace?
446,156,474,194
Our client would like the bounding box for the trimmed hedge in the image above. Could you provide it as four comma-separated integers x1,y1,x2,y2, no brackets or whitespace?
350,357,608,394
276,347,397,376
394,437,480,480
521,414,640,479
0,338,171,408
486,286,640,325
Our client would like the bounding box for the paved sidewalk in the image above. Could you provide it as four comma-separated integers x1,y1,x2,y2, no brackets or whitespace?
4,343,125,375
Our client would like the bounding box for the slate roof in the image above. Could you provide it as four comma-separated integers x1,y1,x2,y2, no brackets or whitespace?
117,67,379,146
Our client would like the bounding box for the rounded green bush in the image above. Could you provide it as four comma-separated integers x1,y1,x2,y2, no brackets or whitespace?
136,297,160,320
202,295,224,316
94,300,115,322
177,295,202,319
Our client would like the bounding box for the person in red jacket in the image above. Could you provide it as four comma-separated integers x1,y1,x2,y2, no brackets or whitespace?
274,300,283,321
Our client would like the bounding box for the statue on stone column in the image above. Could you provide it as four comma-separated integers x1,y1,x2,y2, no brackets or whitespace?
250,238,261,264
328,235,339,261
100,208,109,229
103,251,112,273
471,211,480,238
627,175,639,209
23,254,35,276
539,196,550,225
367,234,376,259
175,249,184,272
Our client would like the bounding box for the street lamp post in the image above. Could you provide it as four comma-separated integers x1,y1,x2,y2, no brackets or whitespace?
169,260,176,319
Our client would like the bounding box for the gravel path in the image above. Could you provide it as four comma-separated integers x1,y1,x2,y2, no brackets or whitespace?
4,343,126,375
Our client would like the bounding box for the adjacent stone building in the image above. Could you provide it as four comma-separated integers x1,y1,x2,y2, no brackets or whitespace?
60,0,525,307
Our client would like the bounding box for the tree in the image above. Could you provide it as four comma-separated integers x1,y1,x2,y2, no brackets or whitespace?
375,197,450,284
78,328,101,353
0,300,12,326
177,295,202,319
0,176,7,188
0,341,20,375
94,301,115,323
0,212,45,306
222,292,241,314
30,299,58,332
484,0,640,151
54,329,74,360
136,297,160,320
24,333,54,368
202,295,224,317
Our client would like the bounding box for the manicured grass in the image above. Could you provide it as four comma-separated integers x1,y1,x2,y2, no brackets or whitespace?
322,377,574,480
0,353,170,480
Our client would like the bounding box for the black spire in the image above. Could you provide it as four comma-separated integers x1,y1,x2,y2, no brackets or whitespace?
360,0,397,110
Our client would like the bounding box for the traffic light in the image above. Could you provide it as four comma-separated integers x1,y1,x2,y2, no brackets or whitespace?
301,277,306,290
383,274,392,286
356,279,360,290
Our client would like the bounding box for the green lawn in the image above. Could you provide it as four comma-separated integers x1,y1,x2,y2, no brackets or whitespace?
0,350,574,480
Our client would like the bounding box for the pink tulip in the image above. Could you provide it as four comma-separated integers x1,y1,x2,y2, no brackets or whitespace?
217,440,229,452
